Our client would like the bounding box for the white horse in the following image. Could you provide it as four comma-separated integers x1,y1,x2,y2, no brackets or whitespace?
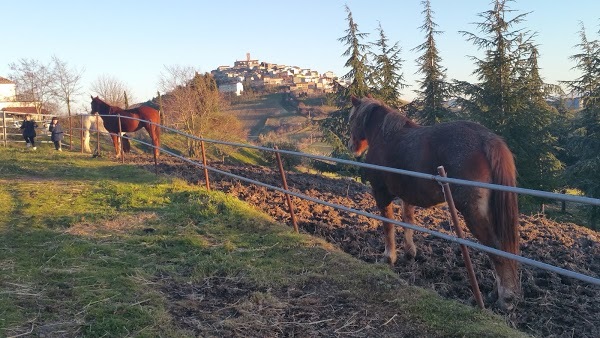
82,114,108,153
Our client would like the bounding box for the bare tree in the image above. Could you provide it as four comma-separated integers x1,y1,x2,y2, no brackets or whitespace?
90,74,134,108
159,65,238,156
9,58,55,116
51,55,84,118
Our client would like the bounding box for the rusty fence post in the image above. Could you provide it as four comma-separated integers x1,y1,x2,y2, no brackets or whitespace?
437,166,485,309
96,115,101,155
2,111,6,147
117,114,124,163
274,146,299,233
199,138,211,191
69,114,73,150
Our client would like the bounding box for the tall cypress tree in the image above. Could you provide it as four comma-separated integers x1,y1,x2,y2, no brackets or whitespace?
512,42,564,192
337,4,371,106
321,4,370,158
370,22,406,108
563,23,600,228
457,0,562,197
124,91,129,109
413,0,450,125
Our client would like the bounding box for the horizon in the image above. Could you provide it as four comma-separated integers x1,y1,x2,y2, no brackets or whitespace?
1,1,599,112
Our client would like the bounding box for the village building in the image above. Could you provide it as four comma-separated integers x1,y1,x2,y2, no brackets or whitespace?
213,53,337,96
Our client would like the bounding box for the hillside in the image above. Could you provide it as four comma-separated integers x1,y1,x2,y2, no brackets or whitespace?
138,157,599,338
0,148,525,337
226,93,334,156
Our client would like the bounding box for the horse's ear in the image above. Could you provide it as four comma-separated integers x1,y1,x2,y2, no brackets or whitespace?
351,96,361,107
91,95,93,100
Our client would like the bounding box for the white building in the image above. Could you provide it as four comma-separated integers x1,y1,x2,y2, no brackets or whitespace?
218,81,244,96
0,77,17,104
0,76,46,116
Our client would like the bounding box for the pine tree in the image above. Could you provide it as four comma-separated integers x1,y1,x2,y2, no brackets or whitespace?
321,4,371,160
337,4,371,107
563,23,600,228
512,43,564,192
412,0,451,125
370,22,406,108
457,0,563,197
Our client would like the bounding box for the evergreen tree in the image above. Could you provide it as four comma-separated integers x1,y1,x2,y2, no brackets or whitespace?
512,42,564,192
124,91,129,108
337,4,371,107
321,4,371,158
412,0,451,125
370,22,406,108
456,0,563,197
563,23,600,228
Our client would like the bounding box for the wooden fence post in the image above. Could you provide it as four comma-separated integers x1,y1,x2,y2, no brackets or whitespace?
2,111,6,147
274,146,299,233
96,115,101,156
437,166,485,309
117,114,124,163
199,138,210,190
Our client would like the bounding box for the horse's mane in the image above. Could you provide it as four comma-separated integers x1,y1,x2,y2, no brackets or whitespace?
353,97,419,137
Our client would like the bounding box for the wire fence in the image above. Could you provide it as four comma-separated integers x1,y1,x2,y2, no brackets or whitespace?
10,113,600,289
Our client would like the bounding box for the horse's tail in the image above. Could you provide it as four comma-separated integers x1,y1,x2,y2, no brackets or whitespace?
485,137,519,255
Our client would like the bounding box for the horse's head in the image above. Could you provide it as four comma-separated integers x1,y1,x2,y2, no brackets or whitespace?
90,96,110,115
348,96,376,156
90,96,100,114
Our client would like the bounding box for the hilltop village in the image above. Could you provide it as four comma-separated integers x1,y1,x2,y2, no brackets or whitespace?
212,54,338,96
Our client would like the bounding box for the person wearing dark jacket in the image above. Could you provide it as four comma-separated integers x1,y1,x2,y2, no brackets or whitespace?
20,114,38,150
49,117,64,151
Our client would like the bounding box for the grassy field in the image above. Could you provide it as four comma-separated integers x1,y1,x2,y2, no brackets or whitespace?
0,146,527,337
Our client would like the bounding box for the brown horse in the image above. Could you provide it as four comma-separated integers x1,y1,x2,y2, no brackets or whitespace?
348,96,519,310
90,96,161,161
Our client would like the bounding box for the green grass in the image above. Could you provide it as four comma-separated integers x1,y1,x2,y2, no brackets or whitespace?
0,146,528,337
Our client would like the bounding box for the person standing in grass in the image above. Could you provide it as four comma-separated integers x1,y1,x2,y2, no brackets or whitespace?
49,117,64,151
20,114,38,150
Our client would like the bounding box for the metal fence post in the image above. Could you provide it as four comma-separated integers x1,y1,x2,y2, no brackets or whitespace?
437,166,485,309
274,146,299,233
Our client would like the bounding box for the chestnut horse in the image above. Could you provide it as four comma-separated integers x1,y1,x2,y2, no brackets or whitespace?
90,96,161,162
348,96,519,310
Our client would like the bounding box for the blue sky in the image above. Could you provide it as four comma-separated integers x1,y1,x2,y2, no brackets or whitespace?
1,0,599,111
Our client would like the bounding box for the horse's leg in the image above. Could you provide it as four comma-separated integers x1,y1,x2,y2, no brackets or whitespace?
459,188,519,310
82,117,92,153
143,124,160,161
83,129,91,153
373,188,396,265
401,202,417,259
111,134,121,158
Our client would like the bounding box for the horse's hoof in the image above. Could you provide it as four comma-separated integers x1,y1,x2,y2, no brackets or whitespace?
497,293,519,312
404,246,417,260
381,255,397,266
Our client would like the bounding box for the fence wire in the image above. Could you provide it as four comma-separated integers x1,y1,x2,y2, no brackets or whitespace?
72,114,600,287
